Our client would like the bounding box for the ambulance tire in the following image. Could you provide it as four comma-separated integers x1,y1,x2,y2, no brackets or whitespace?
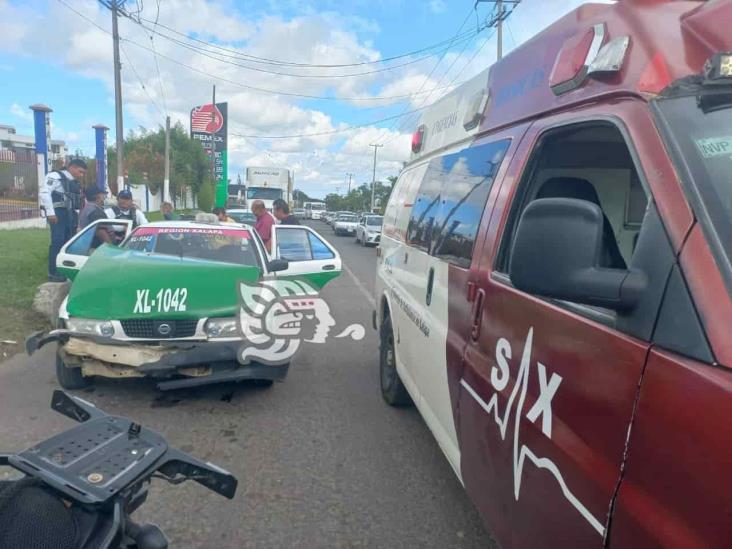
55,347,91,390
380,315,411,407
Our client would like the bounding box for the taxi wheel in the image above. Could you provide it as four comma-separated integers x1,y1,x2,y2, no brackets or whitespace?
380,315,411,407
55,347,91,390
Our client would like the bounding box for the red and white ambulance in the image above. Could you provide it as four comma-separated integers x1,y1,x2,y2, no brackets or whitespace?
374,1,731,546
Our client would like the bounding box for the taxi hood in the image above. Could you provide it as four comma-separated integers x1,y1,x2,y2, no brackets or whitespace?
66,245,261,320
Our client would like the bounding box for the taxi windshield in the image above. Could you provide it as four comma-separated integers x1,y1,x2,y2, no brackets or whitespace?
123,226,260,267
655,89,732,287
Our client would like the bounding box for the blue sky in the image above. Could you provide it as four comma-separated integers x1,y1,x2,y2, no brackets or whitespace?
0,0,602,198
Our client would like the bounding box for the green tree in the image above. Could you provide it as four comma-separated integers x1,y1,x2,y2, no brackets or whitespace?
197,180,216,212
107,124,213,202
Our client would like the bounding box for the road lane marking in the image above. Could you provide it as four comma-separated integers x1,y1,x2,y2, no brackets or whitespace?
343,262,376,309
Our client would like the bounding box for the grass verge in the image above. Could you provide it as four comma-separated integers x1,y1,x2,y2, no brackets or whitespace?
0,228,51,359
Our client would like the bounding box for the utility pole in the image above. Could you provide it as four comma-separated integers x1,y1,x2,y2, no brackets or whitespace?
111,0,125,190
369,144,383,212
496,0,503,61
346,172,354,194
163,115,170,203
211,85,216,181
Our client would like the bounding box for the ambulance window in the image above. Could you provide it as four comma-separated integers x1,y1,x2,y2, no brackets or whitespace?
407,140,509,263
432,140,510,268
499,121,649,275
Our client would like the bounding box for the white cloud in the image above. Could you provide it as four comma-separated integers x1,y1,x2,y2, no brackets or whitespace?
0,0,608,197
428,1,447,15
9,103,31,122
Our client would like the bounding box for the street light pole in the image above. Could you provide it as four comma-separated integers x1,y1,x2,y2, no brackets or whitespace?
111,0,125,190
369,144,382,212
346,172,354,194
497,0,503,61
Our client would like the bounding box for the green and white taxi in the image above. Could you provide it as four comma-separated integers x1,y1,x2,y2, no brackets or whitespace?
27,218,341,390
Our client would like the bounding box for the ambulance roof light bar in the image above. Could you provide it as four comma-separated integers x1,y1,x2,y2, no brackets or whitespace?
412,124,426,153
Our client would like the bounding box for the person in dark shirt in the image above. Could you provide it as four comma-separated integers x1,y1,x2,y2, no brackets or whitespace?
272,199,300,226
78,187,113,248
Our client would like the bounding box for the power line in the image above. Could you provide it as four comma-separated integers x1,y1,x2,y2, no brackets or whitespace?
374,7,477,146
62,0,469,104
120,43,166,123
149,0,168,115
133,14,486,68
229,103,432,140
119,11,486,79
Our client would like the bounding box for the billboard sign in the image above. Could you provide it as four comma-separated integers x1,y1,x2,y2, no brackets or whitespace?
191,102,228,207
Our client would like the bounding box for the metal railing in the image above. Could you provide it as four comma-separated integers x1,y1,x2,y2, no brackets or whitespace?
0,147,40,222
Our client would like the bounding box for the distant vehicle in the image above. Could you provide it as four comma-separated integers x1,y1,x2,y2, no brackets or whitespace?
333,212,358,236
246,167,291,210
323,211,335,225
356,215,383,246
304,202,326,219
227,208,257,225
293,208,306,219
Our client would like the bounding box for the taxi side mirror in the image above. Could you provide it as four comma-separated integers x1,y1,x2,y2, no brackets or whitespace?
509,198,645,311
268,258,289,272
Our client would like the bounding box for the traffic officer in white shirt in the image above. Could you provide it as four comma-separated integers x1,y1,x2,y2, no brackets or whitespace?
39,158,86,282
105,189,148,228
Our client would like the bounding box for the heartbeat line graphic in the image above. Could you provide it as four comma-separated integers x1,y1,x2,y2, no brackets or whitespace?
460,328,605,536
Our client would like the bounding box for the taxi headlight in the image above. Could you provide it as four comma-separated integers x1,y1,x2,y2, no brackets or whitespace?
67,318,115,337
205,317,240,338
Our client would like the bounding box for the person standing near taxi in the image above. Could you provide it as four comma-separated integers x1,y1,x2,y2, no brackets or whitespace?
272,199,300,226
105,189,148,228
39,158,86,282
251,199,275,252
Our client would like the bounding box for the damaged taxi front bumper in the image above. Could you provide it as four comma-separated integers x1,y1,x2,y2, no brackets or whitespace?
26,330,289,390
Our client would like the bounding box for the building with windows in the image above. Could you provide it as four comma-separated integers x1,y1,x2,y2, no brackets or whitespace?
0,124,67,163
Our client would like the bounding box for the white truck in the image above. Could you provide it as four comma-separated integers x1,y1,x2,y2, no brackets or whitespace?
245,167,292,211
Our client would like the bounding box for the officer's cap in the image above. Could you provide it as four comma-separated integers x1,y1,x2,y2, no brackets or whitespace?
118,189,133,200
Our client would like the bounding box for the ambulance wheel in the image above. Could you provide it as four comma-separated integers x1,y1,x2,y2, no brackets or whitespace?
380,315,411,406
55,347,91,390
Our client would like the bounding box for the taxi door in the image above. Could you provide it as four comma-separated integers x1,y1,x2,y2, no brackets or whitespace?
57,219,132,280
456,103,680,547
268,225,341,290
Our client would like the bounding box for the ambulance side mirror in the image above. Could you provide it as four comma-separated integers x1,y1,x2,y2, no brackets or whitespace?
509,198,645,311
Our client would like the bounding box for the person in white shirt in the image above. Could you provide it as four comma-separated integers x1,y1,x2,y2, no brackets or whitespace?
39,159,86,282
105,189,148,228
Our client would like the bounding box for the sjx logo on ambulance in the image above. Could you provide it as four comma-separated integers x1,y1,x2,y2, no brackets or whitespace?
460,328,606,537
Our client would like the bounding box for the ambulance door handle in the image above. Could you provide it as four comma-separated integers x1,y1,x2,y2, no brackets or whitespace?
425,267,435,306
470,289,485,341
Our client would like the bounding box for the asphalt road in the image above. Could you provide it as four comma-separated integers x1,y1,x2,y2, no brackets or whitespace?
0,219,495,548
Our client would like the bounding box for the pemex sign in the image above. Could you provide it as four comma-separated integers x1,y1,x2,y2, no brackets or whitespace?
190,102,228,207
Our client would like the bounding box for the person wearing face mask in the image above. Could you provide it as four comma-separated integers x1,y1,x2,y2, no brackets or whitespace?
105,189,148,228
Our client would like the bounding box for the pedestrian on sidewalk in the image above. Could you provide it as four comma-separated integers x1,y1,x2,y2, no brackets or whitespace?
39,158,86,282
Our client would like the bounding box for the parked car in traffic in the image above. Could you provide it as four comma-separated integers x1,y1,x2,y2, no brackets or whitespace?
373,1,732,547
356,215,382,246
27,219,341,391
333,212,358,236
227,208,257,225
